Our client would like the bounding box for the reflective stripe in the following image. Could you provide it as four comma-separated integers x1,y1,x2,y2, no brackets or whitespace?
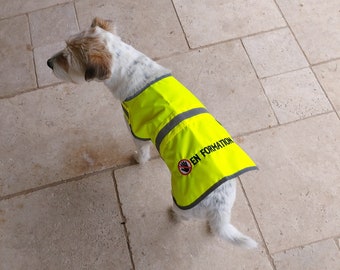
124,73,172,101
155,107,208,151
121,104,129,118
173,166,258,210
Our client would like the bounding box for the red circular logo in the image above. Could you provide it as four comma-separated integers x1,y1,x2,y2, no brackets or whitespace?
178,159,192,175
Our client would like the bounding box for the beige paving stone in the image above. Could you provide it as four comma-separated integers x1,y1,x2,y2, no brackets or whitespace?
158,40,277,136
276,0,340,64
75,0,188,59
261,68,333,124
0,82,135,197
273,239,340,270
29,3,78,48
240,113,340,253
313,60,340,114
0,0,71,19
0,15,36,97
34,42,65,87
115,159,272,270
242,28,309,78
0,171,132,270
173,0,286,48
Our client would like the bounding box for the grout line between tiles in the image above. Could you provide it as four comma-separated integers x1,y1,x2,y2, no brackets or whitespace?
0,81,67,100
255,65,338,120
154,26,287,61
272,0,340,121
33,1,76,19
259,66,309,81
169,0,191,50
335,237,340,251
271,235,340,255
310,66,340,120
312,56,340,67
235,110,336,139
239,38,280,126
272,0,312,67
0,163,133,201
73,0,81,31
26,13,39,89
111,170,136,270
239,39,260,80
189,25,287,51
0,156,162,202
238,177,277,270
1,1,75,22
0,169,109,201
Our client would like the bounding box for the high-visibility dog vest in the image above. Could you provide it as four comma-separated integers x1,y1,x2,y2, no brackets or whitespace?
122,75,257,209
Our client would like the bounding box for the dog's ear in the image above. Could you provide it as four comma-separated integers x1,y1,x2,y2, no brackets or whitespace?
91,17,116,34
85,53,112,81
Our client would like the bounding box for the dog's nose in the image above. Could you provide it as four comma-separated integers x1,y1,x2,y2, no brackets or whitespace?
47,58,53,69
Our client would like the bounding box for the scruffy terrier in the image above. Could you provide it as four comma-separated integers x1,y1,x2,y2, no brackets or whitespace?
47,18,258,248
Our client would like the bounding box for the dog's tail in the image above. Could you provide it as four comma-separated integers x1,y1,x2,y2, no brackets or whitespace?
209,211,258,249
218,223,258,249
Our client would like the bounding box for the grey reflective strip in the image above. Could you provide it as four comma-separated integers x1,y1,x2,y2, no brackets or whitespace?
121,104,129,118
124,73,172,101
173,166,258,210
155,107,208,151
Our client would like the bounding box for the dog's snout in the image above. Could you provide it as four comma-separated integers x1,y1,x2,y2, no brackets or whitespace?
47,58,53,69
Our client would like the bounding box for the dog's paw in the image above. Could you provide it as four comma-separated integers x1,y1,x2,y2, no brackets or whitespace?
167,207,179,223
168,207,190,223
133,151,150,164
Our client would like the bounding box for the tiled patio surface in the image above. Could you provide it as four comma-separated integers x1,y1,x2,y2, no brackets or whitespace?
0,1,339,269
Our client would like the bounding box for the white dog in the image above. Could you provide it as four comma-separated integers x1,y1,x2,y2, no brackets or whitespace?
47,18,258,249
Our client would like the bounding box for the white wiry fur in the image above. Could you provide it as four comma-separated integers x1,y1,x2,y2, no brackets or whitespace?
47,18,257,249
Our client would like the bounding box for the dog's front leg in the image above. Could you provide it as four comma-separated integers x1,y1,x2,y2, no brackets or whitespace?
124,117,151,164
133,138,151,164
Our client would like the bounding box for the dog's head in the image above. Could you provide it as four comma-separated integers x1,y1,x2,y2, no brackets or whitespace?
47,18,116,83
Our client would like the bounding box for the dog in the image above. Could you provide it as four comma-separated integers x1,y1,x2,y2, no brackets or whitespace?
47,18,258,249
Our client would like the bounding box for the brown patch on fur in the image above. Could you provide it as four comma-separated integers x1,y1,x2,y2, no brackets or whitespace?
91,17,115,33
66,34,112,81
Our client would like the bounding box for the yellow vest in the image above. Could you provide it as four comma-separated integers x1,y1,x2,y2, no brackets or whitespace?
122,75,257,209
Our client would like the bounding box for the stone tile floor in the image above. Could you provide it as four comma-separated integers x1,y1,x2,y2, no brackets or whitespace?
0,0,339,269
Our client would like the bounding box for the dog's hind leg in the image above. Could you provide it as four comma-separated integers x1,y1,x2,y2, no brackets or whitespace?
168,205,190,224
208,210,258,249
207,180,258,249
133,138,151,164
